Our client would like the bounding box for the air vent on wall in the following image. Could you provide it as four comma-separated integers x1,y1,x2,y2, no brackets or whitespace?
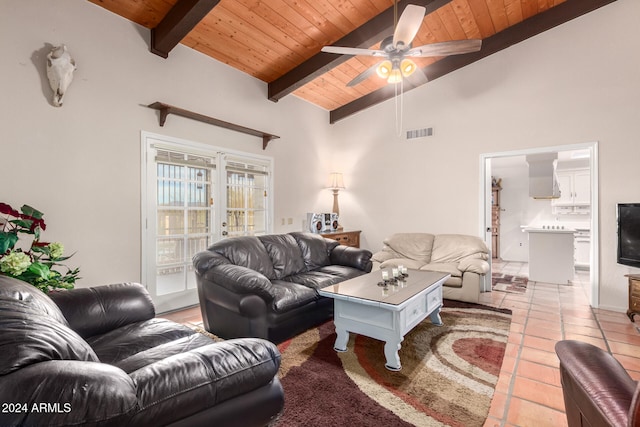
406,127,433,140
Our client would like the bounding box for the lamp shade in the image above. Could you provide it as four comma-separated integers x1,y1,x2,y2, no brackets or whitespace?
328,172,345,190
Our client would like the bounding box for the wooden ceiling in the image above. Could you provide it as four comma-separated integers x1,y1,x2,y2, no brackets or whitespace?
89,0,616,123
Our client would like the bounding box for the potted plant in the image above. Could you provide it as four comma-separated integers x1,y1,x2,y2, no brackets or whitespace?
0,203,79,292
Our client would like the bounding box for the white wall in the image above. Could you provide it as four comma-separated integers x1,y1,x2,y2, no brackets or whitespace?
0,0,329,287
2,0,639,312
329,0,640,311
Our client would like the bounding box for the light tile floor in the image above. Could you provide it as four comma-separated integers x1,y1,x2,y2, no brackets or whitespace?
482,260,640,427
161,261,640,427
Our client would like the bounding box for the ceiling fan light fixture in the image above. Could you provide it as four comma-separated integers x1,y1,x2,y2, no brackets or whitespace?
376,60,392,78
387,67,403,84
400,58,416,77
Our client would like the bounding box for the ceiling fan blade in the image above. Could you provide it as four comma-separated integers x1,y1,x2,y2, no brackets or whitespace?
407,39,482,57
321,46,386,57
346,63,380,87
404,66,429,86
392,5,426,49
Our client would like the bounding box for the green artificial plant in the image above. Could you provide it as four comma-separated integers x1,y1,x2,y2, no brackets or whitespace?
0,203,79,292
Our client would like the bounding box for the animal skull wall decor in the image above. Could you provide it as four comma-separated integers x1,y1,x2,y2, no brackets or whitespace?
46,45,76,107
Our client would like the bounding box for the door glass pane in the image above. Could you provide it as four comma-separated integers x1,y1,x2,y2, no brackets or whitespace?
155,152,214,296
227,210,245,236
224,159,269,237
157,209,183,235
187,209,210,234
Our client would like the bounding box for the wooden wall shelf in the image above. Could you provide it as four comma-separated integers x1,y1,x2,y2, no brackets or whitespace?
147,102,280,150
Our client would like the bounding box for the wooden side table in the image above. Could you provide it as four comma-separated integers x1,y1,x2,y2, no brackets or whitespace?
626,274,640,322
320,230,361,248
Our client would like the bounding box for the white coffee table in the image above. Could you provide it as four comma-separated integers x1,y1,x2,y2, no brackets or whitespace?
318,269,449,371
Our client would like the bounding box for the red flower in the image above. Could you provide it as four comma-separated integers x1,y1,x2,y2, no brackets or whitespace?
0,203,20,217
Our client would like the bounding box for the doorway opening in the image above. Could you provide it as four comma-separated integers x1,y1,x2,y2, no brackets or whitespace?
479,142,599,307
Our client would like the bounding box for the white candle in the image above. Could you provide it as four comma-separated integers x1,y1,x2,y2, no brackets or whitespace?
392,268,399,278
381,270,389,281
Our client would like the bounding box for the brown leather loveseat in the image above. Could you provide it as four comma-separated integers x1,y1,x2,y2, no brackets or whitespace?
0,275,284,427
555,340,640,427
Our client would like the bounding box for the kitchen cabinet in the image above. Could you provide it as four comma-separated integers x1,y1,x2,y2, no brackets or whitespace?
574,230,590,270
526,228,575,284
553,169,590,207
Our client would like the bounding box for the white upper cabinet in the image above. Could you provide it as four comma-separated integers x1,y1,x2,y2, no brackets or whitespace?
553,169,591,207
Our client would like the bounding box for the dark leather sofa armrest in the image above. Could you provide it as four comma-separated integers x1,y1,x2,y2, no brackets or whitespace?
330,245,373,272
199,264,276,302
0,360,137,427
49,283,155,339
193,250,230,275
128,338,283,425
555,340,639,427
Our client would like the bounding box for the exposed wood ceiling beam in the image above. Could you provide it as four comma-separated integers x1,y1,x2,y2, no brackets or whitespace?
329,0,618,124
150,0,221,58
267,0,452,103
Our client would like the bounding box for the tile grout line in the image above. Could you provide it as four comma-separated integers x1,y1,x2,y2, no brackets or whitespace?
498,280,533,427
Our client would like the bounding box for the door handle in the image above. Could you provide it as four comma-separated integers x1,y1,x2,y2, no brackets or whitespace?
222,222,227,227
222,231,228,236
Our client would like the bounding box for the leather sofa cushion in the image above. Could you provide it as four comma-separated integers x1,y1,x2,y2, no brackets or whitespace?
381,233,435,263
431,234,489,264
114,333,217,373
315,265,369,281
420,263,463,277
259,234,306,279
291,232,334,271
210,236,276,279
443,276,463,288
270,280,319,313
284,271,346,290
379,258,425,270
128,338,281,424
87,318,196,365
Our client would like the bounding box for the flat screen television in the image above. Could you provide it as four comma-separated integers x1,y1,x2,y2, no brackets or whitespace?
617,203,640,268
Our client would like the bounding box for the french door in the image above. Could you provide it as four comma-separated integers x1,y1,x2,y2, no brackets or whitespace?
142,133,272,313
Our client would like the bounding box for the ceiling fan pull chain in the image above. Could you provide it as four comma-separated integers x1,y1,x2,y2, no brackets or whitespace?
395,80,404,137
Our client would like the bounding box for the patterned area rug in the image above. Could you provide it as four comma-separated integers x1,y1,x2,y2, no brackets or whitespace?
274,301,512,427
491,273,528,294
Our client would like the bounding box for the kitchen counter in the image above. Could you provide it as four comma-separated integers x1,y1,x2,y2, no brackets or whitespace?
525,228,575,284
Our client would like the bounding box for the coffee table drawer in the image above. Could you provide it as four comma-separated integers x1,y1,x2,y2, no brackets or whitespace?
402,285,442,333
404,295,427,331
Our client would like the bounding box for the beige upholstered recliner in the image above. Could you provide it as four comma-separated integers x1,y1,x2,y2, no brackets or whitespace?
372,233,490,303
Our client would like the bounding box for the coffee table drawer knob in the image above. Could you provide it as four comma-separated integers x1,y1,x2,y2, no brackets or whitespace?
405,297,427,327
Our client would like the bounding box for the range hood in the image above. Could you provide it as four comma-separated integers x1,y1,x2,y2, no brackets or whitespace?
526,153,560,199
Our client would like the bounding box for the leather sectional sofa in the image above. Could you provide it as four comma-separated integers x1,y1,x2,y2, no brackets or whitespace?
371,233,490,303
193,232,373,343
0,275,284,427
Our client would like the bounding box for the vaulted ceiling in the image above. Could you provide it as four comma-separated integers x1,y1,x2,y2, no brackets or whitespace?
89,0,616,123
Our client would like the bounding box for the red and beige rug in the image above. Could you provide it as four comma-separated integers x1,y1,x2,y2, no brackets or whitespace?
275,301,512,427
491,272,529,294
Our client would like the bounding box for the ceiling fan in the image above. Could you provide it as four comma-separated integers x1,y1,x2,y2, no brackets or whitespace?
321,3,482,87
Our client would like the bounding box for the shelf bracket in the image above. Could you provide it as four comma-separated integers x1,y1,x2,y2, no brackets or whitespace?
148,102,280,150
